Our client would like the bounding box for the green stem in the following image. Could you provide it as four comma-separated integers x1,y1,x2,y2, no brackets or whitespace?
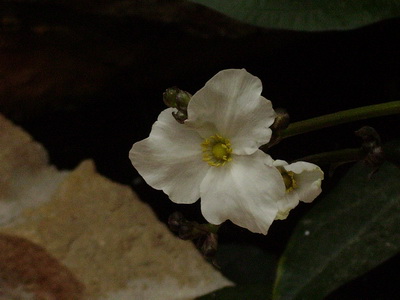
281,101,400,139
199,223,220,234
295,148,362,165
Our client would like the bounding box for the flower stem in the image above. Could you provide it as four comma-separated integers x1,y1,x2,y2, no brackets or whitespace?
294,148,362,165
199,223,220,234
281,101,400,139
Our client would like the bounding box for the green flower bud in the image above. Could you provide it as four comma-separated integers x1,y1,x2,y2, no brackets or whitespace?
172,110,188,124
265,108,290,149
163,87,192,110
163,87,180,108
271,108,290,131
175,90,192,111
163,87,192,124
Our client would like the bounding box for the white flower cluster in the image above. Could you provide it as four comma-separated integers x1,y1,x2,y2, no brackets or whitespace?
130,69,323,234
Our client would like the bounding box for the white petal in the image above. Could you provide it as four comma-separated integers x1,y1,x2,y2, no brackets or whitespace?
200,150,285,234
275,197,300,220
129,108,210,204
285,161,324,203
273,159,288,168
272,161,298,220
273,160,324,220
186,69,276,155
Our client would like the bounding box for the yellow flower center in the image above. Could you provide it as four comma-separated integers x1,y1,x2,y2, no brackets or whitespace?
202,134,232,167
280,169,298,192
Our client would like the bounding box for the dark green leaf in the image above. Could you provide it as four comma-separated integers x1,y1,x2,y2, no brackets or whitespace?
189,0,400,31
198,244,277,299
199,284,272,300
273,161,400,300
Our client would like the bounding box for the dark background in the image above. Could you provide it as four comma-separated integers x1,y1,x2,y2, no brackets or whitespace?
1,1,399,299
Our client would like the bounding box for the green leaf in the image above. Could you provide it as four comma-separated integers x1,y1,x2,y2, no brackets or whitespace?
189,0,400,31
198,244,277,299
198,284,271,300
273,161,400,300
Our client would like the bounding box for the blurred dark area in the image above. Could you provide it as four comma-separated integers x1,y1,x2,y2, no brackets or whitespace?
1,1,399,299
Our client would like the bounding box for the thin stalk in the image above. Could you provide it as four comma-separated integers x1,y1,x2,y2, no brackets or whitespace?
294,148,362,165
198,223,220,234
281,101,400,139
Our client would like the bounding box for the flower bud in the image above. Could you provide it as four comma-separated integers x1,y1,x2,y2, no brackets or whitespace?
271,108,290,132
163,87,192,124
178,223,204,240
175,90,192,111
200,233,218,258
163,87,192,110
163,87,180,108
355,126,385,175
172,110,188,124
355,126,381,148
265,108,290,149
168,212,206,240
178,223,195,239
168,211,185,232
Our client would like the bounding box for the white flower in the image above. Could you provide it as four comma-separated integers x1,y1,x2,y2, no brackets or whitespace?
129,69,286,234
273,160,324,220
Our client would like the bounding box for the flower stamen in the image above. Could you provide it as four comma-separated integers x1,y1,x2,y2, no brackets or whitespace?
280,169,298,193
202,134,232,167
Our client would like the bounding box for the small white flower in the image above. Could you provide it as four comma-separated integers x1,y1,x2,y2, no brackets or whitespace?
130,69,286,234
273,160,324,220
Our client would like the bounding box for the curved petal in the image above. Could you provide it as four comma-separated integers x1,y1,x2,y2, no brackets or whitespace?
285,161,324,203
129,108,209,204
272,159,288,168
275,197,300,220
273,160,300,219
200,150,285,234
273,160,323,220
186,69,276,155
